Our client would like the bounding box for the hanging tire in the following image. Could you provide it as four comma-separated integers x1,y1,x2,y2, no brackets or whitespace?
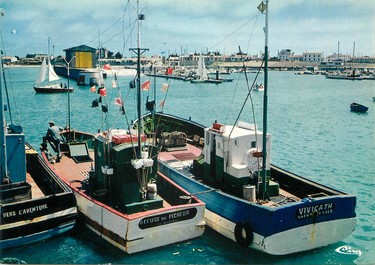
234,222,253,247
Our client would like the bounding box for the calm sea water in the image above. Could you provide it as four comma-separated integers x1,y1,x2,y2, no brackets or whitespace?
1,67,374,265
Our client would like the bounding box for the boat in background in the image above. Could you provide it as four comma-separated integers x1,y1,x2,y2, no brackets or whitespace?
34,37,74,93
77,68,105,87
135,1,356,255
39,3,205,254
350,102,368,113
191,54,222,84
0,41,77,249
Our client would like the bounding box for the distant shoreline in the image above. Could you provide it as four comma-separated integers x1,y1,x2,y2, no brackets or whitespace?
4,64,39,68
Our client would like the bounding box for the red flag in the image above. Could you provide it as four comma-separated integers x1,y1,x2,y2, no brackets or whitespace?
103,64,111,70
99,87,107,96
114,97,123,106
141,80,150,90
90,85,96,92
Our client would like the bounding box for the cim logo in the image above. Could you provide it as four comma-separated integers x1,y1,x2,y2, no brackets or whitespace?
296,202,334,220
335,245,362,256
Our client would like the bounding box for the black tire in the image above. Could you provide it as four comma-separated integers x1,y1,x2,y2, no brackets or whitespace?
234,222,253,247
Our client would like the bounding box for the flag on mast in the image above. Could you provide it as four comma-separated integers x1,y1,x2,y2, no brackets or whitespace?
141,80,150,90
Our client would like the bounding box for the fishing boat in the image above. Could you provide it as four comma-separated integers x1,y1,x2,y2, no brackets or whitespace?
34,37,74,93
135,1,357,255
350,102,368,113
0,41,77,249
39,3,205,254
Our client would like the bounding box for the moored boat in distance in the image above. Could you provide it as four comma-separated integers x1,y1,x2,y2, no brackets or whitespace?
34,37,74,93
135,1,357,255
350,102,368,113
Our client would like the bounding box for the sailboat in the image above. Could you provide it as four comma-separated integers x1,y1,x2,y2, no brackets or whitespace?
39,2,205,254
191,54,222,84
0,37,77,249
346,42,363,80
135,0,357,255
34,38,74,93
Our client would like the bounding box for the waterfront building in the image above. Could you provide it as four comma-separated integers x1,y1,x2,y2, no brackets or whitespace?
302,52,323,62
278,49,292,61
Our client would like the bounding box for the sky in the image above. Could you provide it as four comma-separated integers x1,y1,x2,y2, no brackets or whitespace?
0,0,374,58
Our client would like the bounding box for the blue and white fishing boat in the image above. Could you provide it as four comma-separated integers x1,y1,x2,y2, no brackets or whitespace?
135,1,357,255
0,36,77,249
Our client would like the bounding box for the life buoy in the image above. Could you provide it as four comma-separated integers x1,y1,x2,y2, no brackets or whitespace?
234,222,253,247
244,148,262,170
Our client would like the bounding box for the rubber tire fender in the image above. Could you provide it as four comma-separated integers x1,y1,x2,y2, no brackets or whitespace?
234,222,254,247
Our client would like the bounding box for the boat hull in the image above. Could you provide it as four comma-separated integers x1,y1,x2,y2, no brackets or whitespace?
60,173,205,254
350,102,368,113
0,146,77,249
34,86,74,93
205,208,356,255
40,133,205,254
158,161,356,255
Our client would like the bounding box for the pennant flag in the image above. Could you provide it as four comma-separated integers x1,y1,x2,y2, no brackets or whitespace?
161,83,169,92
114,97,123,106
129,80,135,89
111,79,117,88
99,87,107,96
119,105,125,115
91,99,99,108
90,85,96,92
141,80,150,90
159,99,165,107
103,64,111,70
101,104,108,113
146,100,155,111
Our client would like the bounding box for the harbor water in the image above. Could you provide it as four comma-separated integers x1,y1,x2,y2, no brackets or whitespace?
1,67,374,264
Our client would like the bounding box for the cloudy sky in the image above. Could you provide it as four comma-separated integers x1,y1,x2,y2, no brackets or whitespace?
0,0,374,58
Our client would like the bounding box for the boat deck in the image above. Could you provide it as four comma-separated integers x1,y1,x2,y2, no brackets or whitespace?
27,173,45,198
158,143,301,207
48,151,94,190
50,150,173,209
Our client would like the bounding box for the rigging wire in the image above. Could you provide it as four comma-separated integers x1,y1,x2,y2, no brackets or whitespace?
208,13,259,51
229,49,264,139
0,31,21,126
223,11,260,125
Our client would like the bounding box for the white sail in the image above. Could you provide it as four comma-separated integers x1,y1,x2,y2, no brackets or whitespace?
48,59,60,82
35,57,47,84
196,54,208,80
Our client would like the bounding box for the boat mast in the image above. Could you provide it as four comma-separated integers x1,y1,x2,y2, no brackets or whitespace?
352,42,355,77
0,40,8,182
130,0,148,158
260,0,269,200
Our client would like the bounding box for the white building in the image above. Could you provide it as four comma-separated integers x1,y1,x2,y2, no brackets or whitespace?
302,52,323,62
278,49,292,61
